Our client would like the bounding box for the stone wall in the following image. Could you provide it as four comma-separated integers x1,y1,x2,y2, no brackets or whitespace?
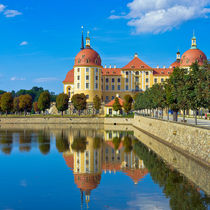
133,116,210,165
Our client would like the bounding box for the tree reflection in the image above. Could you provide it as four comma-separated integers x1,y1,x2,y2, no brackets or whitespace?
123,136,133,153
38,132,50,155
56,131,69,153
71,136,87,152
112,137,121,151
93,136,103,149
133,140,209,210
19,131,32,152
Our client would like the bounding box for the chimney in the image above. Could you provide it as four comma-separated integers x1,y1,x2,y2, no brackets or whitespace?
163,65,166,69
114,64,116,68
104,64,107,69
134,53,138,58
109,64,112,68
157,65,159,69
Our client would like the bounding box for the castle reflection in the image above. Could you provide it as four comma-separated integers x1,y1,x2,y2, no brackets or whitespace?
62,129,148,207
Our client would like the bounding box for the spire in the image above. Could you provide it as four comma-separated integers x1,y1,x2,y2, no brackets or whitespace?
191,31,197,49
176,49,180,61
81,26,84,50
86,31,91,48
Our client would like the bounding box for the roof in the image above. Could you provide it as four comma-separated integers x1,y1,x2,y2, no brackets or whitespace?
105,97,124,107
63,154,74,169
153,68,173,76
180,48,207,66
63,69,74,83
74,48,102,67
170,60,180,68
122,57,152,70
102,68,121,76
123,168,148,184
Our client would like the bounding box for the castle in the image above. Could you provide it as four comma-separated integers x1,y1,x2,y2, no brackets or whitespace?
63,31,207,103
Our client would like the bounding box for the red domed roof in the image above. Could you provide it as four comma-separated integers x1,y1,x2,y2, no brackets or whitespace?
74,173,101,191
180,49,207,67
74,48,101,67
63,69,74,84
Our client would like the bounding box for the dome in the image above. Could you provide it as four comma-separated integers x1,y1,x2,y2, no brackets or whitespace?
180,49,207,67
74,48,101,67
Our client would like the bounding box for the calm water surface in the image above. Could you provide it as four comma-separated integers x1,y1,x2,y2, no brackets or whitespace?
0,126,209,210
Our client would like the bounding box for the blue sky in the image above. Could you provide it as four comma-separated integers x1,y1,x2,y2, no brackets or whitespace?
0,0,210,93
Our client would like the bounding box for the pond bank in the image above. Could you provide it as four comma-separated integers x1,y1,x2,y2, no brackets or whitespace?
0,116,209,166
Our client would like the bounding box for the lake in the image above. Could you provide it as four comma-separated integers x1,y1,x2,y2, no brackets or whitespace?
0,124,209,210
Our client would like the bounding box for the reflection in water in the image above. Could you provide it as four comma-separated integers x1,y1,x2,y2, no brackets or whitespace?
0,128,209,210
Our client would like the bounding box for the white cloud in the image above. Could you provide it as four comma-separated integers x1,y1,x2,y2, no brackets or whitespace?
0,4,6,12
109,0,210,34
20,41,28,46
34,77,59,83
11,77,26,81
4,9,22,18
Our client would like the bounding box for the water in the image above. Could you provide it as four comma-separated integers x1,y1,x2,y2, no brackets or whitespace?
0,125,209,210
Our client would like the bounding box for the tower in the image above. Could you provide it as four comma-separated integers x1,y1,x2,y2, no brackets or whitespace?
176,50,180,61
191,32,197,49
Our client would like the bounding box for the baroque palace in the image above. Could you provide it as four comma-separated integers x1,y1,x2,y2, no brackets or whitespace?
63,31,207,103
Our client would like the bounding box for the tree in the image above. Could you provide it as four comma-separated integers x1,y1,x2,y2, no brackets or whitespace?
33,102,40,114
112,97,122,113
71,93,87,115
0,95,2,114
0,92,13,115
19,94,33,116
71,136,87,152
56,93,69,116
93,95,101,114
123,95,133,115
38,91,51,114
13,97,20,115
56,132,69,153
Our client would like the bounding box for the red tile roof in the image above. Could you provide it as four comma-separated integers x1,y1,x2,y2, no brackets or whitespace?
102,68,121,76
170,60,180,68
122,57,152,70
63,69,74,83
153,68,173,76
105,97,124,107
123,168,148,184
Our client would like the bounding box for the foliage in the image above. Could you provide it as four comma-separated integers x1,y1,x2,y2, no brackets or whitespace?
71,136,87,152
56,93,69,116
123,95,133,114
93,95,101,112
38,132,50,155
123,136,133,153
93,136,102,149
0,92,13,114
112,97,122,112
13,97,20,113
33,102,40,113
56,132,70,153
71,93,87,115
112,136,121,150
38,91,51,113
19,94,33,115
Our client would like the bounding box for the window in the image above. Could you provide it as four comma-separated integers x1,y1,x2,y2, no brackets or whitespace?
112,78,115,83
86,59,89,63
135,71,139,75
77,83,80,89
146,85,148,89
135,77,139,82
106,78,109,83
161,78,164,82
96,76,98,80
112,85,115,90
146,72,149,75
106,85,109,90
95,59,98,64
106,96,109,101
112,96,114,100
126,78,129,83
86,68,89,73
86,95,89,99
136,86,139,90
77,76,80,80
154,78,157,83
109,109,112,115
77,68,80,72
95,83,98,89
126,71,129,75
126,85,129,90
86,75,89,80
96,68,98,72
146,78,149,83
118,85,120,90
86,83,89,89
118,78,120,83
78,59,81,64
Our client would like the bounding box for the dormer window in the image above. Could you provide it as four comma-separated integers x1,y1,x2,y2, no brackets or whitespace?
86,59,89,63
78,59,81,64
141,66,144,68
161,71,164,74
131,65,135,69
168,72,170,74
82,55,85,58
95,59,98,64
